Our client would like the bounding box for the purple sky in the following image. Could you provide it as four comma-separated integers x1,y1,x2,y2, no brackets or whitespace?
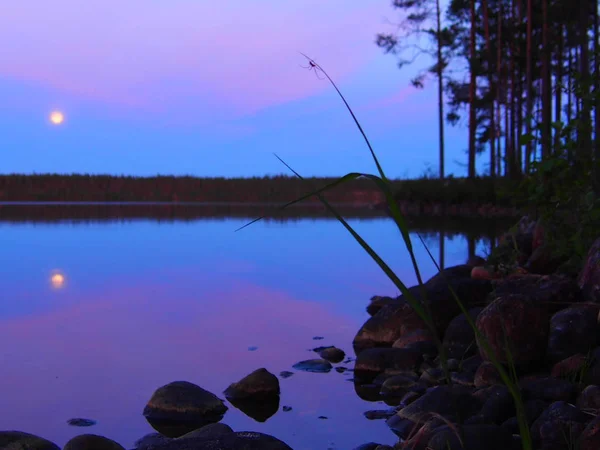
0,0,480,178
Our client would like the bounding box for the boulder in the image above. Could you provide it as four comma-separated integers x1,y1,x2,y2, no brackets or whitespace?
354,348,422,383
476,294,550,369
143,381,228,438
547,303,600,363
0,431,59,450
223,368,280,400
63,434,125,450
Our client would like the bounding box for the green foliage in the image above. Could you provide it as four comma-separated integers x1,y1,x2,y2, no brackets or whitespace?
514,99,600,269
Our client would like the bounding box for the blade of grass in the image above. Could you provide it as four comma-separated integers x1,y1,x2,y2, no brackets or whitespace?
299,53,425,289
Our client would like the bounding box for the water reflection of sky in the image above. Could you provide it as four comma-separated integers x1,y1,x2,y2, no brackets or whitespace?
0,217,489,449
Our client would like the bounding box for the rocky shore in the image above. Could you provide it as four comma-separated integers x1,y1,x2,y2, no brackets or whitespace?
6,215,600,450
353,216,600,450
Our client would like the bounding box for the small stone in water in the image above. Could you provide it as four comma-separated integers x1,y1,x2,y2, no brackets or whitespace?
282,406,292,412
318,415,328,419
292,359,332,373
279,371,294,379
335,367,347,373
313,336,325,340
247,346,258,351
67,418,96,427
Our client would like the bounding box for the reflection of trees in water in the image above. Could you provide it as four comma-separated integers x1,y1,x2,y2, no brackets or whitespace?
417,228,500,266
0,204,506,263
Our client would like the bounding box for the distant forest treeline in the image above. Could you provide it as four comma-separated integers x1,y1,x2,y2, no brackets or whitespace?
0,174,517,206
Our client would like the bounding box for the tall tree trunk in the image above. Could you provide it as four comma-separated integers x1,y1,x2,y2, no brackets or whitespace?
594,0,600,192
525,0,533,172
555,23,564,154
540,0,552,160
468,0,477,178
515,0,523,174
482,0,496,177
435,0,445,180
496,2,504,176
579,2,592,162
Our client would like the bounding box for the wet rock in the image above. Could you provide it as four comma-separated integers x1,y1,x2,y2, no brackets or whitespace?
476,294,550,369
530,401,590,449
427,424,516,450
227,396,280,422
354,348,422,383
419,367,447,385
224,368,280,400
576,385,600,413
317,416,328,420
426,264,478,285
279,371,294,379
579,415,600,450
474,361,502,388
318,346,346,363
401,418,447,450
148,431,292,450
450,371,475,387
335,366,348,373
547,304,600,363
292,359,332,373
0,431,59,450
282,406,292,412
525,244,565,274
578,237,600,303
520,377,577,403
354,381,383,402
134,433,171,450
385,415,419,440
380,374,425,398
67,418,97,427
392,329,436,356
313,336,324,340
352,443,382,450
479,385,515,424
501,399,549,434
552,354,589,379
354,275,492,353
460,354,484,374
397,385,480,424
492,274,581,314
364,409,396,420
367,295,402,316
63,434,125,450
143,381,228,438
442,308,483,360
179,423,233,439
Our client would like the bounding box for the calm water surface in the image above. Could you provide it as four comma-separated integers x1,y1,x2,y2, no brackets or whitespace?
0,207,491,449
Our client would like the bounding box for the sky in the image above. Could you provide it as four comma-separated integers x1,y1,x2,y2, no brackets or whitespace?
0,0,481,179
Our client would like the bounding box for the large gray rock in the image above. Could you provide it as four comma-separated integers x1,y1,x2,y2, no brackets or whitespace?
143,381,228,438
0,431,59,450
64,434,125,450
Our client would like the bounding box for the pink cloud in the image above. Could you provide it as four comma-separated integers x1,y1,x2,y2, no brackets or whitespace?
0,1,391,121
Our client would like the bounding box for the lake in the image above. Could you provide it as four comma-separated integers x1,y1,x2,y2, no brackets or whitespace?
0,204,501,450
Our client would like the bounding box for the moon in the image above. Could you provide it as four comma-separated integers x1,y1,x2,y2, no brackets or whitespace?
49,111,65,125
50,271,66,289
